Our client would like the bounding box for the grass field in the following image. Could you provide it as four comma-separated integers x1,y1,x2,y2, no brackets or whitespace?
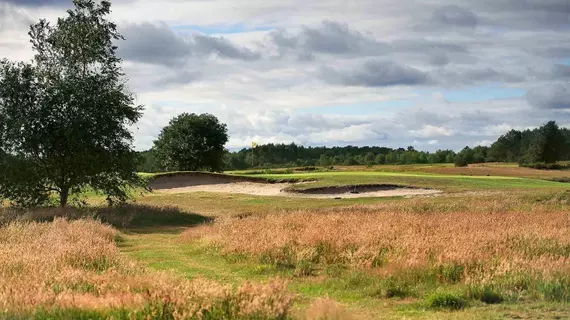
3,163,570,319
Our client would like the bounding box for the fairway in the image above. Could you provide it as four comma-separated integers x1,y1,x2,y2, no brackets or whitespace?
243,169,570,192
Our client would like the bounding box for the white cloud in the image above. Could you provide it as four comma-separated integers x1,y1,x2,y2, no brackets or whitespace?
409,125,454,138
474,140,493,147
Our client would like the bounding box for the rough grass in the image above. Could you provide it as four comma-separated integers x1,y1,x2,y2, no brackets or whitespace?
183,195,570,306
0,218,294,319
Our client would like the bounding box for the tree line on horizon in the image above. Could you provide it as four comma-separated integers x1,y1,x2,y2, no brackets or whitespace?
138,121,570,172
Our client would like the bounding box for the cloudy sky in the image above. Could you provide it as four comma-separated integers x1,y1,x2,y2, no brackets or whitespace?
1,0,570,151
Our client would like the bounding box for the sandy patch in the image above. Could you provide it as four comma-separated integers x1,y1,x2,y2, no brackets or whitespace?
152,181,441,199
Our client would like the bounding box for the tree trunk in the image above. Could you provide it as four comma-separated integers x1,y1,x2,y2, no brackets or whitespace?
59,187,69,208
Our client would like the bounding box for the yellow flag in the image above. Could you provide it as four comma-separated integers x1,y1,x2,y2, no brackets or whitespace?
252,142,258,148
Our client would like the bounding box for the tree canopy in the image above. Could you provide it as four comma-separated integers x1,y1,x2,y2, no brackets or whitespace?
0,0,146,207
153,113,229,172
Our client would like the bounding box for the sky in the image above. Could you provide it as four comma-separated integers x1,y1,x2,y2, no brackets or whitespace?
1,0,570,151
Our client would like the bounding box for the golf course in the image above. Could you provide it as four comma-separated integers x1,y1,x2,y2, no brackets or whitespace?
61,164,570,318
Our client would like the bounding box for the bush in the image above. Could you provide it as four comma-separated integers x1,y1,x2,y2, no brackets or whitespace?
437,264,464,284
468,286,503,304
454,156,468,167
377,277,413,298
519,162,569,170
425,291,467,310
295,260,316,277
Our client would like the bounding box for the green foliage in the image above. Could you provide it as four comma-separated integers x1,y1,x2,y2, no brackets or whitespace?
0,0,146,207
153,113,228,172
468,285,504,304
437,264,465,284
523,121,565,164
377,277,413,298
520,162,569,170
454,156,469,167
221,143,458,170
425,291,467,310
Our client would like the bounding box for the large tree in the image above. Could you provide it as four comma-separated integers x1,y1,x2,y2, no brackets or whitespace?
153,113,229,172
0,0,146,207
523,121,565,164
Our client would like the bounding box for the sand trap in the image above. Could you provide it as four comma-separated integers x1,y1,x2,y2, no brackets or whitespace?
150,174,441,198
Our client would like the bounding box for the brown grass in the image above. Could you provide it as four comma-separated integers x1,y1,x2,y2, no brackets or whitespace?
0,218,292,318
184,196,570,283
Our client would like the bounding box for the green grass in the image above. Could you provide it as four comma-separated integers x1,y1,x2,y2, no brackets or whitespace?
137,192,400,217
248,171,569,192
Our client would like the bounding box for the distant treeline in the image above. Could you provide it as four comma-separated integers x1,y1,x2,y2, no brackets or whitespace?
138,121,570,172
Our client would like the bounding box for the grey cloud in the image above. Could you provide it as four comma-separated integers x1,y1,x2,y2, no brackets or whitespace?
154,70,202,88
1,0,70,6
320,60,429,87
0,3,33,30
1,0,135,7
551,64,570,80
471,0,570,30
119,23,191,66
118,22,261,67
267,20,475,68
437,67,524,85
268,20,385,57
527,84,570,109
300,20,370,54
193,34,260,61
419,5,478,31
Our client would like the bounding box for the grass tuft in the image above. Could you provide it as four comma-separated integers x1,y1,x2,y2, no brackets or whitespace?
425,291,467,310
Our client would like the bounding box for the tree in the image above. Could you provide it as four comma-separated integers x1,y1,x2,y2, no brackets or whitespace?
375,153,386,164
488,130,522,162
319,154,332,166
0,0,145,207
153,113,229,172
522,121,565,164
455,147,474,167
364,152,375,165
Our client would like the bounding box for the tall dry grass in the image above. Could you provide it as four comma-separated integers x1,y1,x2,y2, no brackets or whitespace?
184,196,570,284
0,218,292,319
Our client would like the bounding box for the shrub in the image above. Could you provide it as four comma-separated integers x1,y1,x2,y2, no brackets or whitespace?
519,162,569,170
377,277,413,299
425,291,467,310
468,285,503,304
537,279,570,302
437,264,464,284
454,156,468,167
295,260,316,277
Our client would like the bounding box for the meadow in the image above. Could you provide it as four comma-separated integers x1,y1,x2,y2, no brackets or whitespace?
2,163,570,319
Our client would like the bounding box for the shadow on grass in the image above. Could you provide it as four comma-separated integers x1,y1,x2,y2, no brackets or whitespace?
0,204,212,231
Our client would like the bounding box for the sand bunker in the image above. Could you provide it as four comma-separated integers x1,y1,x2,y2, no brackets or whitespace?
150,174,440,199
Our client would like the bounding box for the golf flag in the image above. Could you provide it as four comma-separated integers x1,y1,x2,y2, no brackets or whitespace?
252,142,258,148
